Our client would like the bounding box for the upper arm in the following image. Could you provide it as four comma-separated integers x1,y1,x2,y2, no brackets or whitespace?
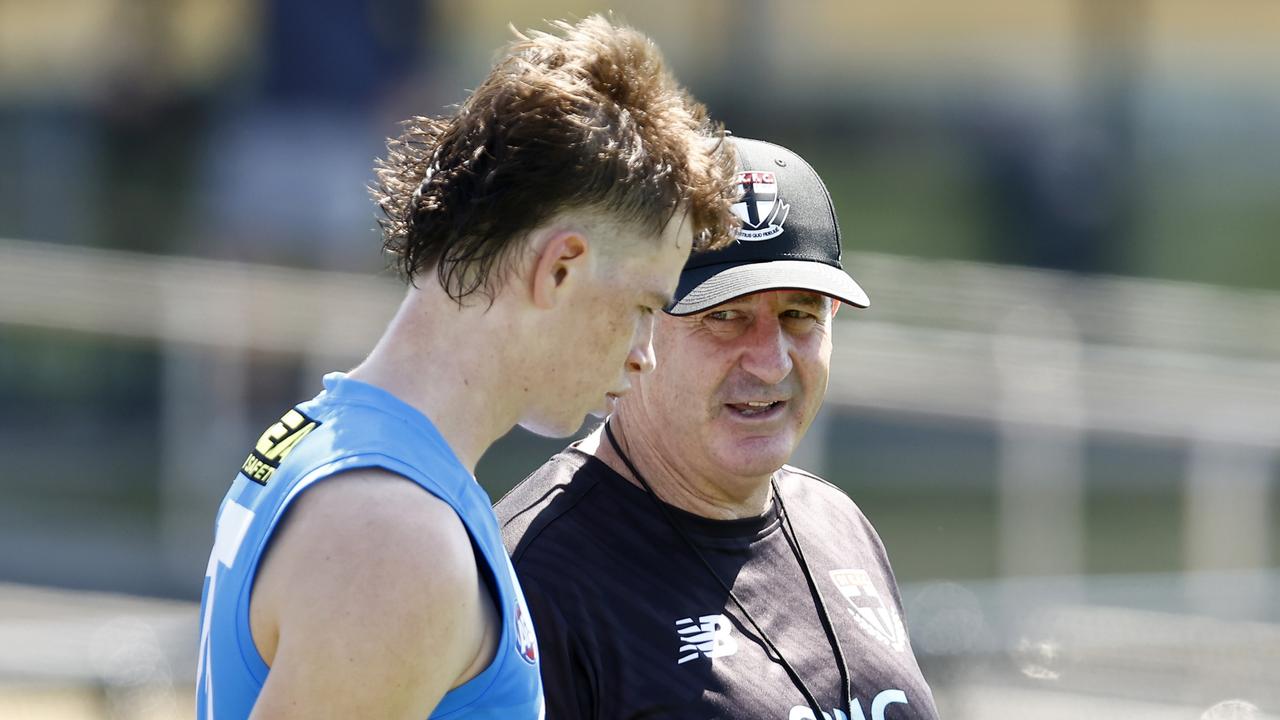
249,470,488,720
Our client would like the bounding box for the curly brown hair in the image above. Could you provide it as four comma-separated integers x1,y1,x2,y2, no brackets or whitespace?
372,15,739,302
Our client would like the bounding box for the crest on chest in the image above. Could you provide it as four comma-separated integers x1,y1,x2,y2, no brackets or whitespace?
829,569,906,652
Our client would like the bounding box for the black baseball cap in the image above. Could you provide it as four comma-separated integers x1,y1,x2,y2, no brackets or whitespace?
666,137,869,315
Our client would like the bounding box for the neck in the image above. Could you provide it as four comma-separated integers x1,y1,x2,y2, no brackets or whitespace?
588,416,774,520
347,286,524,473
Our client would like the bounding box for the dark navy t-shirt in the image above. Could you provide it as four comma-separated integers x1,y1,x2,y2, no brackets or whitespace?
496,447,939,720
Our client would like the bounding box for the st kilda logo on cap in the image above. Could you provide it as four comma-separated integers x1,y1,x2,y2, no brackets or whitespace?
731,171,790,241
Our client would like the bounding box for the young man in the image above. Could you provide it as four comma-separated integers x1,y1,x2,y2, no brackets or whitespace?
195,17,738,720
498,137,940,719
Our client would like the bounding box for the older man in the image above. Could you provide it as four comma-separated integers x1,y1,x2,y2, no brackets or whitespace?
497,137,939,720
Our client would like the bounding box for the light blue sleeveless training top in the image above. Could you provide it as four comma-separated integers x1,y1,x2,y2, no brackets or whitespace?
196,373,544,719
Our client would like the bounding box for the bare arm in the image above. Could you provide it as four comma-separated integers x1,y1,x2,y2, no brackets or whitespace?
247,470,495,720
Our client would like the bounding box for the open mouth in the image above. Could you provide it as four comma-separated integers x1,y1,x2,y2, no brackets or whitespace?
726,400,785,418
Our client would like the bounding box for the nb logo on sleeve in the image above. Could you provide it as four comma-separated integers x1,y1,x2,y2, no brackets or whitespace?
676,614,738,664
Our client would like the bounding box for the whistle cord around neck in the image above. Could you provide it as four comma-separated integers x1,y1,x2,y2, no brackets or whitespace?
602,420,852,717
774,486,853,712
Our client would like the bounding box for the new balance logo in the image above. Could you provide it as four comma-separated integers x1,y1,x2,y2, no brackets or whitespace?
676,614,738,664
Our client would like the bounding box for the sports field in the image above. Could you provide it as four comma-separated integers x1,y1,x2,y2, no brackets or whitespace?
3,1,1279,717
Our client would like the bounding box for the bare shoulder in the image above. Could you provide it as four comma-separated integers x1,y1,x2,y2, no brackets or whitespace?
249,468,490,719
279,468,474,565
257,469,480,618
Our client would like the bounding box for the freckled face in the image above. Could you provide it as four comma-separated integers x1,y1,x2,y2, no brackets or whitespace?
518,214,693,438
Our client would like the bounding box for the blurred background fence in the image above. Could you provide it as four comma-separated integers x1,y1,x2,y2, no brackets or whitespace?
1,0,1277,718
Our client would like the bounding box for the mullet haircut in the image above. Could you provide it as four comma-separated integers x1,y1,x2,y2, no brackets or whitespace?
372,15,740,303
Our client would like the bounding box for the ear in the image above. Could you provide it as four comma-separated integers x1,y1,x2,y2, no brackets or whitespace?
831,299,842,317
530,228,590,309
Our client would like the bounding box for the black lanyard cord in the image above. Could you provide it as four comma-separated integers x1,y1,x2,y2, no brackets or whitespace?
603,420,851,716
775,486,853,710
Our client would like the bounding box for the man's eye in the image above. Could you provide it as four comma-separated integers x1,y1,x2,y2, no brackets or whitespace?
783,310,816,320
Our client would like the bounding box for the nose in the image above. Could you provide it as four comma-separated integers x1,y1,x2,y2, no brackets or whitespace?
626,313,658,375
738,315,792,385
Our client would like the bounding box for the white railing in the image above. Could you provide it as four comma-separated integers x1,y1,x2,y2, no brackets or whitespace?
5,237,1278,438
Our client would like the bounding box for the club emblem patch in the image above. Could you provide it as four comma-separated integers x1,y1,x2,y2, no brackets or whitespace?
830,569,907,652
514,598,538,664
505,555,539,665
732,170,790,241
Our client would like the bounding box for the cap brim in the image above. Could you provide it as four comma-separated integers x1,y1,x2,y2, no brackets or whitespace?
666,260,870,316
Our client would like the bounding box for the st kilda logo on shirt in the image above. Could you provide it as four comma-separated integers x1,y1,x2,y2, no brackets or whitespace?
829,569,907,652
